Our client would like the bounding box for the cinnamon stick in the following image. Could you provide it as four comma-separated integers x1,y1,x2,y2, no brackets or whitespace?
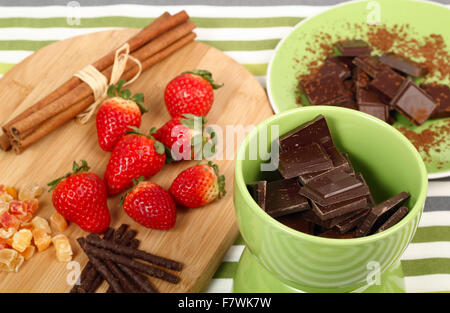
10,19,195,140
11,31,196,154
0,12,180,151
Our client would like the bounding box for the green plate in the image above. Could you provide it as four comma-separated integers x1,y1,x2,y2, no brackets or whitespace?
267,0,450,179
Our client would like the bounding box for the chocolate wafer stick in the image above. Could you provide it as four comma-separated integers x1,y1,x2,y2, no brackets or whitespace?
78,238,124,293
83,241,180,284
71,227,114,293
86,233,182,271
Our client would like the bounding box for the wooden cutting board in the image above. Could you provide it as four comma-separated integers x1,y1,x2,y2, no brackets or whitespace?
0,29,272,292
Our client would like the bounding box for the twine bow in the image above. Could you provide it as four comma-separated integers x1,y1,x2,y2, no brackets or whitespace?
74,43,142,124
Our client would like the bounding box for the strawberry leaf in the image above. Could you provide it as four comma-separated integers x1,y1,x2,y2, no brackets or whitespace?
47,160,90,192
107,84,116,98
154,141,165,155
182,69,223,90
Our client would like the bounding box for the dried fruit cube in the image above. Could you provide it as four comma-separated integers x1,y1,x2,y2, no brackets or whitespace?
50,212,68,233
0,191,13,202
31,216,51,234
0,201,8,212
24,199,38,214
18,183,43,201
9,200,28,218
0,227,16,239
52,234,72,262
12,229,32,252
20,245,35,260
33,228,51,252
4,187,17,200
0,211,21,230
0,242,9,250
0,236,13,247
20,222,33,230
0,248,24,272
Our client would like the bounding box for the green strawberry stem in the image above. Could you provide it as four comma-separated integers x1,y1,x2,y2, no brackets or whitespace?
107,79,148,114
47,160,90,192
126,126,165,155
182,70,223,90
208,161,226,199
119,176,145,207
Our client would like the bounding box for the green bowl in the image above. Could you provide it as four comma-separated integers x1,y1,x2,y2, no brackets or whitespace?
234,106,428,290
267,0,450,178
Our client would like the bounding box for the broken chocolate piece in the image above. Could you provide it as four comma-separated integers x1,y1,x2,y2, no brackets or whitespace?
353,56,387,78
317,59,352,80
301,73,347,105
276,212,315,235
355,191,410,237
318,228,356,239
353,67,371,88
279,115,334,151
279,142,333,179
311,196,368,221
420,83,450,119
357,87,385,107
374,206,409,234
391,78,437,125
359,104,389,122
265,178,310,218
335,208,370,234
335,40,371,57
379,52,427,77
247,181,267,211
329,56,356,71
370,68,406,100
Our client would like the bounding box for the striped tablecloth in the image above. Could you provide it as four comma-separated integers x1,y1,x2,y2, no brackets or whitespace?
0,1,449,293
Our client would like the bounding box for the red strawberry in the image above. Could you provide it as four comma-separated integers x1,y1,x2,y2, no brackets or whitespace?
104,127,166,196
153,114,216,161
122,179,176,230
169,161,226,208
96,80,147,151
164,70,222,118
48,160,110,234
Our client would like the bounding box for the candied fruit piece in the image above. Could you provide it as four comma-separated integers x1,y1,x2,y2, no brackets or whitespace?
0,248,24,272
31,216,51,234
0,242,9,250
0,211,21,230
0,227,16,239
0,191,13,202
0,201,8,212
4,187,17,200
20,222,33,230
24,199,38,214
12,229,32,253
33,228,51,252
52,234,72,262
18,184,43,201
50,212,68,233
20,245,35,260
9,201,28,219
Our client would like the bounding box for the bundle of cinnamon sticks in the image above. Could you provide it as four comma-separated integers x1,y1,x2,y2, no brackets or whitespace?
0,11,196,154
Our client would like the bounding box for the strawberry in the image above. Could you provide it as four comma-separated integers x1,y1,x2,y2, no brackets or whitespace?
164,70,222,118
48,160,110,234
96,80,147,151
169,161,226,208
104,127,166,196
153,114,216,162
122,178,176,230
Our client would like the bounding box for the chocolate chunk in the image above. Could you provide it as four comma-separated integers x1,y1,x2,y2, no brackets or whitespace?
300,207,360,229
370,68,406,100
353,67,371,88
279,115,334,151
318,228,356,239
391,78,437,125
335,40,371,57
298,147,352,184
379,52,427,77
317,59,352,80
276,212,315,235
355,173,376,207
247,181,267,210
374,206,409,234
311,196,368,221
279,142,333,179
353,56,388,78
357,87,385,106
265,178,310,218
335,208,370,234
359,104,389,122
420,83,450,119
355,191,410,237
301,72,347,105
299,169,370,206
329,56,356,71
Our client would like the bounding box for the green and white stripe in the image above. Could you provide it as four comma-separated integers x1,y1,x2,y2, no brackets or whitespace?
0,3,449,293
